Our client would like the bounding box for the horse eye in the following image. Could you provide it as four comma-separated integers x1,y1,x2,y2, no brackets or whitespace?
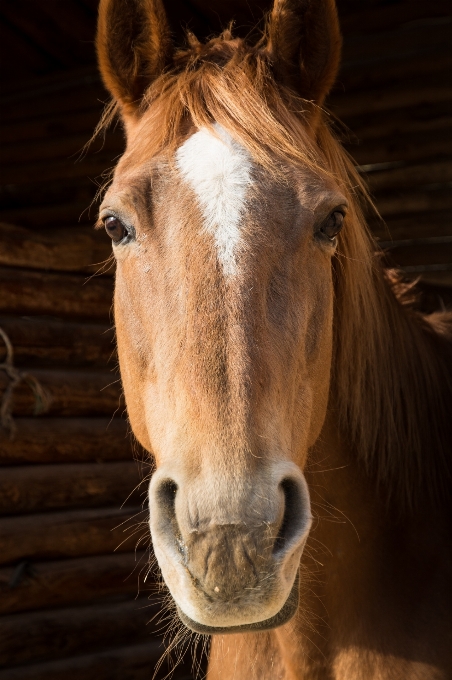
320,211,344,240
104,216,127,243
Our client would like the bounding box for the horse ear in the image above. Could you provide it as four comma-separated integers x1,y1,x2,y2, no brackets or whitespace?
265,0,341,109
96,0,173,116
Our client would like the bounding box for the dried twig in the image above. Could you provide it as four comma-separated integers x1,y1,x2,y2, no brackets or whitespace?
0,326,50,438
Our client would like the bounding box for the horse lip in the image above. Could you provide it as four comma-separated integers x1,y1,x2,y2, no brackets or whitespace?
176,572,300,635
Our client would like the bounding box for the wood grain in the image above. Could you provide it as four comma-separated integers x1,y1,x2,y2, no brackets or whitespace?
0,418,136,465
0,368,123,417
0,223,113,274
0,316,115,369
0,552,150,614
0,599,162,668
0,267,113,319
0,507,148,566
0,461,146,514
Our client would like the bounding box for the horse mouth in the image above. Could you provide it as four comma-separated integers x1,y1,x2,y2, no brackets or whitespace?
176,572,299,635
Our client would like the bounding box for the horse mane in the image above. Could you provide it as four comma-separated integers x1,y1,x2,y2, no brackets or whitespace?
102,30,452,511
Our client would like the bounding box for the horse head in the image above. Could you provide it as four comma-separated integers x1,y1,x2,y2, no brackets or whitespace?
96,0,345,633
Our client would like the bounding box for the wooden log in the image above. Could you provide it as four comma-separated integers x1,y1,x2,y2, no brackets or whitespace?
0,638,199,680
0,176,97,223
375,187,452,218
0,599,161,668
0,223,114,274
0,552,148,615
365,160,452,193
0,316,115,369
340,1,451,36
370,210,452,242
0,418,137,466
0,646,191,680
0,107,102,147
0,147,116,186
1,129,123,166
0,461,146,515
0,368,123,417
0,506,147,566
337,101,452,142
1,80,104,125
0,200,95,228
332,80,452,119
416,270,452,287
347,128,452,166
381,241,452,268
0,21,54,85
0,643,197,680
0,267,112,319
0,0,88,69
338,50,452,93
340,18,452,68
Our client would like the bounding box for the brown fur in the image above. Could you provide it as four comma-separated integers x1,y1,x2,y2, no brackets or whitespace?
95,1,452,677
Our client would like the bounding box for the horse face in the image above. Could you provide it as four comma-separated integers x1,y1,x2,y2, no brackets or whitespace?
97,0,343,635
100,124,346,631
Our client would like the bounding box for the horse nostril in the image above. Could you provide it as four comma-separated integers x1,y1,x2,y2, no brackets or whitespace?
273,477,308,555
154,479,186,556
157,479,178,516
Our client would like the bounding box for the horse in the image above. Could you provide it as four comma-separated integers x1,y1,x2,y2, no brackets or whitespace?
95,0,452,677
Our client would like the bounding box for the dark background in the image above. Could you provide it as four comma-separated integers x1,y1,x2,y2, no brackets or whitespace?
0,1,451,678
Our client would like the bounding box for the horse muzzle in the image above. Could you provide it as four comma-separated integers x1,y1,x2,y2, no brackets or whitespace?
148,462,312,632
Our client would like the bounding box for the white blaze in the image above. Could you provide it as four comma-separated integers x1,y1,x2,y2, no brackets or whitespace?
176,125,252,277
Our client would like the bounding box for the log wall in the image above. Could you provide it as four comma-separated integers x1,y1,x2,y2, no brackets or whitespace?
0,0,451,677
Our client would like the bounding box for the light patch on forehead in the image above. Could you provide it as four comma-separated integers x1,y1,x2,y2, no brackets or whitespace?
175,125,252,277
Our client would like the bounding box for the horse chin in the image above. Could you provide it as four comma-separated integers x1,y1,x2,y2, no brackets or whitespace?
176,573,300,635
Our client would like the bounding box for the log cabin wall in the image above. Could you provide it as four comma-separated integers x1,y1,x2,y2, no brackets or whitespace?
0,1,451,678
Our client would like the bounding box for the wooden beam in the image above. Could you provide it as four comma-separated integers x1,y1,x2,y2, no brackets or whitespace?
347,128,452,166
1,78,104,125
375,187,452,218
0,461,146,515
339,0,452,36
341,18,452,68
338,50,452,93
336,101,452,143
0,151,118,187
0,599,160,668
0,150,118,187
0,637,207,680
0,552,148,615
0,642,199,680
370,210,452,242
0,316,114,369
0,0,86,68
0,368,123,417
0,223,113,274
332,78,452,119
1,129,123,166
365,160,452,193
0,418,136,466
381,241,452,267
414,270,452,287
0,200,96,228
0,506,146,566
0,109,104,146
0,18,55,82
0,177,97,225
0,267,112,319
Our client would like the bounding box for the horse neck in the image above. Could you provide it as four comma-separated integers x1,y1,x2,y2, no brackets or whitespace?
270,408,452,679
